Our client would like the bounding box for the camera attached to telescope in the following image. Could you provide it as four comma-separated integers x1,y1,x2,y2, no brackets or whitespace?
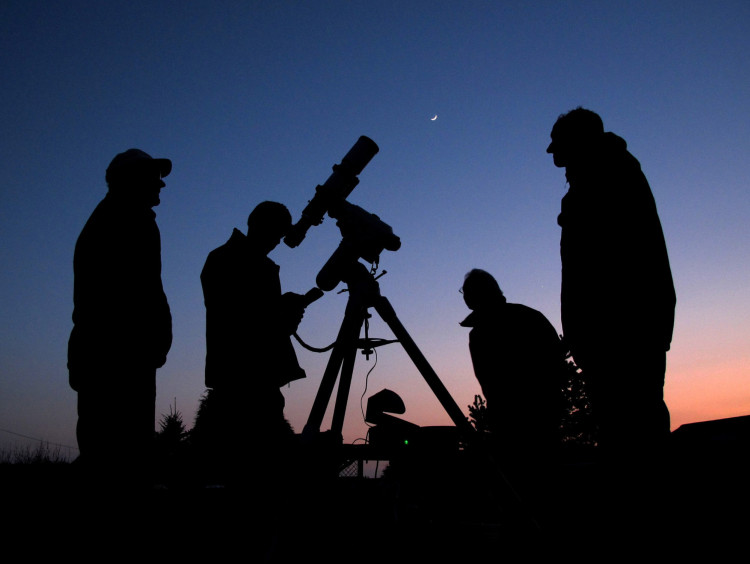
285,136,401,292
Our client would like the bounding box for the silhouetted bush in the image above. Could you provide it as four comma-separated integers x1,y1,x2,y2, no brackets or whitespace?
559,347,597,451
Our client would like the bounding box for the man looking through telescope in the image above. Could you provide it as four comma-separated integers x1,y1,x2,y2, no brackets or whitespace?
200,201,309,486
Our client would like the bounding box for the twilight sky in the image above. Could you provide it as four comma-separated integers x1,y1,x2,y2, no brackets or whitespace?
2,1,749,457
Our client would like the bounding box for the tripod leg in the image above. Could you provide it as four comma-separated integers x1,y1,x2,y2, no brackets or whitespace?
304,306,365,436
373,295,475,437
330,340,358,437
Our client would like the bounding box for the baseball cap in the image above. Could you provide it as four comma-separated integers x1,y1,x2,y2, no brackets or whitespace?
105,148,172,184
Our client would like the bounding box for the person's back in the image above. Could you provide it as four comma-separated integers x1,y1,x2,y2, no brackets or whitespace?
558,130,675,359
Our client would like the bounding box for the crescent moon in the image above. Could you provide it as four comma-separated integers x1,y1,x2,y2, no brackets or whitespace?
431,115,438,121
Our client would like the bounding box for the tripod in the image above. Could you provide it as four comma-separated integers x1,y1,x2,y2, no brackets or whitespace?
302,260,474,440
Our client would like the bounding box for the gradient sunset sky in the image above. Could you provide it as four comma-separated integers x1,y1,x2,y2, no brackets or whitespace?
2,1,749,456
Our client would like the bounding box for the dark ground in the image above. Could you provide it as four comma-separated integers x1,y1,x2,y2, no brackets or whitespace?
2,432,749,562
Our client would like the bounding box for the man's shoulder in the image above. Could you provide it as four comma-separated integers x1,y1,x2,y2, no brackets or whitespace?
83,195,118,223
507,303,556,328
78,195,137,241
202,229,279,280
207,229,245,256
506,302,540,316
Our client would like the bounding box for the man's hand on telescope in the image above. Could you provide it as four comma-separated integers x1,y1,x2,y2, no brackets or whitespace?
280,292,306,334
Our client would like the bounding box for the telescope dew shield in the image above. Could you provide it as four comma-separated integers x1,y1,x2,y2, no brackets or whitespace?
285,136,379,248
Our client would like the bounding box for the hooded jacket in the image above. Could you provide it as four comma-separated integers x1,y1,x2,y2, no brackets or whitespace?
558,132,676,361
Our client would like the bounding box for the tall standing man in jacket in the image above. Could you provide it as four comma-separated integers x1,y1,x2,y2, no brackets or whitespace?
547,108,676,456
68,148,173,487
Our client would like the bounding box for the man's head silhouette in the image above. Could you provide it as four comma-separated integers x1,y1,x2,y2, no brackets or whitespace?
462,269,506,311
246,201,292,255
546,107,604,168
105,148,172,208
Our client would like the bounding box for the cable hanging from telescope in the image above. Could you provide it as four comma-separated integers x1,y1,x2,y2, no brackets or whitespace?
292,332,336,353
293,332,398,354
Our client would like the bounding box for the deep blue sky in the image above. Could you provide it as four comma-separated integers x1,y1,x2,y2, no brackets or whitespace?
2,1,750,456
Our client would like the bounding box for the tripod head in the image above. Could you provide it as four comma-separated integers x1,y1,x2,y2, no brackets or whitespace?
316,200,401,292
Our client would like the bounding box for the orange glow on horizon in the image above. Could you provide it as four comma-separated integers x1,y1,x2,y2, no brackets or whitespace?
666,354,750,430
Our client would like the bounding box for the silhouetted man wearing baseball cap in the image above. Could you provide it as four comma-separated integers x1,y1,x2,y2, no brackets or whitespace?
68,148,173,489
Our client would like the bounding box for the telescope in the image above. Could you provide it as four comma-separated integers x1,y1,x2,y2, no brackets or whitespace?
284,135,380,249
284,135,401,292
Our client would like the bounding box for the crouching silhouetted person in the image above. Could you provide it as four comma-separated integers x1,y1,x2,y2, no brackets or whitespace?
68,149,173,489
461,269,565,461
460,269,565,518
